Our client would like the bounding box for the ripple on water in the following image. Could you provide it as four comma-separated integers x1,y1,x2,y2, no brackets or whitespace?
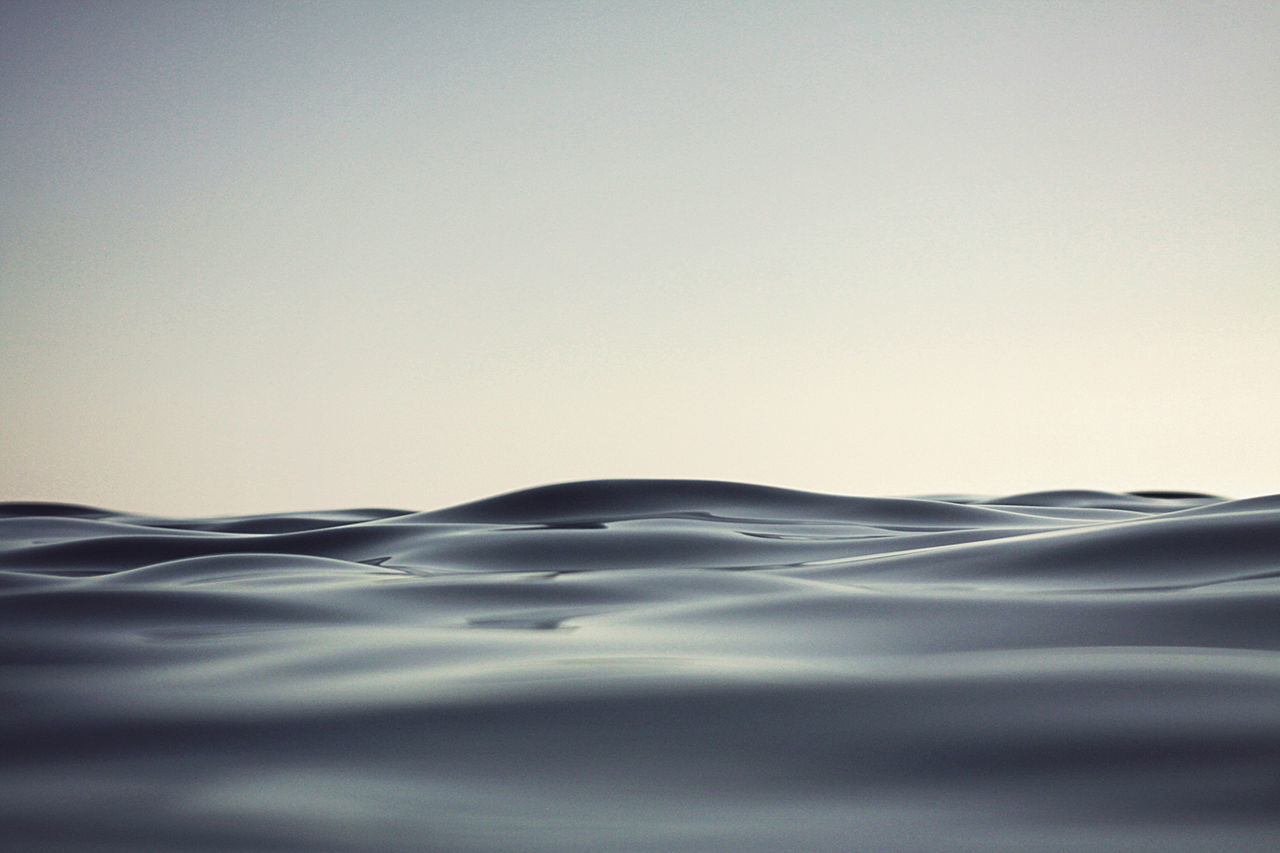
1,479,1278,852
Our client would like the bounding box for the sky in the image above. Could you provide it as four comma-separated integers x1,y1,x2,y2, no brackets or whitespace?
2,1,1277,515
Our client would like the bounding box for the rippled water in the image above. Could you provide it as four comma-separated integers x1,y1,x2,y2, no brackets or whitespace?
3,480,1279,851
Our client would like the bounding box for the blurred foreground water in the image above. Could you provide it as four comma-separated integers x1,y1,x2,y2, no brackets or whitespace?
3,480,1279,852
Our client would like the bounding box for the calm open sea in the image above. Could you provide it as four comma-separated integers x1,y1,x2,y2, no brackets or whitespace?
3,480,1279,851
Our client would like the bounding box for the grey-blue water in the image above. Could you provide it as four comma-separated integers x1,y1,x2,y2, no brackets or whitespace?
3,480,1279,852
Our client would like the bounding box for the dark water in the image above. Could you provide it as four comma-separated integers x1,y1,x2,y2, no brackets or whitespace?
3,480,1280,852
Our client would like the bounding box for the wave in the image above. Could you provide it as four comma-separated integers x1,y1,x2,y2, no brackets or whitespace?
2,480,1278,851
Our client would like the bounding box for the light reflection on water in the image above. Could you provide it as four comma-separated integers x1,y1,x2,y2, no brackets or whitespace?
1,481,1279,851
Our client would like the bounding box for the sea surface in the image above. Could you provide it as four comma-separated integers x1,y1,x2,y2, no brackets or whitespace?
2,480,1279,852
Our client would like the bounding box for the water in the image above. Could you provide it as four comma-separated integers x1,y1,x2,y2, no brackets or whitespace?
2,480,1279,852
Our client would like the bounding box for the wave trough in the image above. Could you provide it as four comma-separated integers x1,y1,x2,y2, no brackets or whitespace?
2,480,1279,851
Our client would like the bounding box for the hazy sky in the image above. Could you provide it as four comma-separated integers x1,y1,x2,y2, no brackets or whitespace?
2,1,1277,515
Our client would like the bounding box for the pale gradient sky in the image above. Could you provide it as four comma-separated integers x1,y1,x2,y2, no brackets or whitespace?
2,1,1277,515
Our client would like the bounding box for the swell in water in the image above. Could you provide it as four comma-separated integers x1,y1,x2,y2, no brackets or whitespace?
2,480,1280,852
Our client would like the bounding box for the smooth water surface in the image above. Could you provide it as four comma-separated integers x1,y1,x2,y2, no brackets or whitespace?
2,480,1279,851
